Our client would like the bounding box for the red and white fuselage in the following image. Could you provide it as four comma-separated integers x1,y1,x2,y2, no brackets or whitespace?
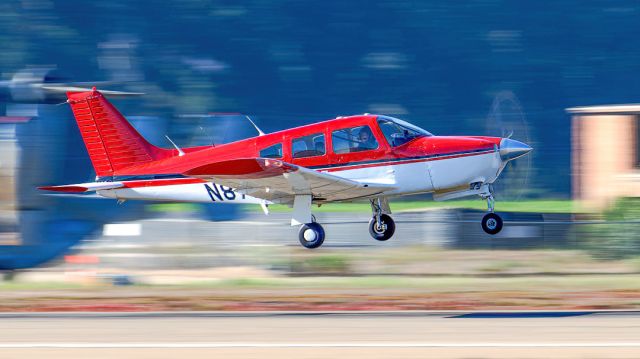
85,115,505,203
40,89,531,246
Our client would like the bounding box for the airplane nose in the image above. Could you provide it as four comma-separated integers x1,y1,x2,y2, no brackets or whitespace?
499,138,532,161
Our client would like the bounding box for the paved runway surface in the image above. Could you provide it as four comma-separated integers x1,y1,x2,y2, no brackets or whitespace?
1,311,639,358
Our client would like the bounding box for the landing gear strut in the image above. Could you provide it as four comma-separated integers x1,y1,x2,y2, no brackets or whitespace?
293,195,325,249
480,188,503,235
369,198,395,241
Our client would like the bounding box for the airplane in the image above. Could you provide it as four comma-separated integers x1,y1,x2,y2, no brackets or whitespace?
39,88,532,249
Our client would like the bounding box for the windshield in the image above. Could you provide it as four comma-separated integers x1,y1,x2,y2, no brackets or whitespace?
376,116,432,147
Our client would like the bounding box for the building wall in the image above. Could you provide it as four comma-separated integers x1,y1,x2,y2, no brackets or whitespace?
572,114,637,208
0,138,17,210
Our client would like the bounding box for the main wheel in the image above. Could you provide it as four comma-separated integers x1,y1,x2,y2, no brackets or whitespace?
369,214,395,241
298,222,325,249
481,213,503,235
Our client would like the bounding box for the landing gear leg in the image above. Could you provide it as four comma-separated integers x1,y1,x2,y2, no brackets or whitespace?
480,187,503,235
369,198,395,241
292,195,325,248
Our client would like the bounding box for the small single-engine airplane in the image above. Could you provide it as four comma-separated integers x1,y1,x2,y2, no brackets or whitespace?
40,88,532,248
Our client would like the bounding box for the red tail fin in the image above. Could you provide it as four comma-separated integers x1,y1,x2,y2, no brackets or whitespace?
67,89,173,177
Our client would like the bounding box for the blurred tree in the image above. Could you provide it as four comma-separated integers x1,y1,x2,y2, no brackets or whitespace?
4,0,640,198
577,198,640,260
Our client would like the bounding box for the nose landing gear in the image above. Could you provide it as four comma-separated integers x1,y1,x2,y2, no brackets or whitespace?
480,187,503,235
481,212,503,235
369,198,395,241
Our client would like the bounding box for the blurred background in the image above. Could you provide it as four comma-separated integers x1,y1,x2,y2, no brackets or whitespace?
0,0,640,310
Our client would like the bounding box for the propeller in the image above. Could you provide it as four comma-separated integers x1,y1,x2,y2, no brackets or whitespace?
41,85,144,97
485,91,533,200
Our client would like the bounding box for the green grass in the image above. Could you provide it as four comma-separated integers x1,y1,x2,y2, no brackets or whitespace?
155,274,640,292
2,274,639,292
145,199,581,214
146,203,202,213
262,200,581,214
0,281,90,290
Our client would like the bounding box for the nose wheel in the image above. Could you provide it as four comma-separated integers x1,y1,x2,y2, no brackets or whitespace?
480,190,503,235
369,214,395,241
481,212,503,235
369,198,395,241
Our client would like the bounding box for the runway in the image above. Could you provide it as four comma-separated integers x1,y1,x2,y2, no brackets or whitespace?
1,311,639,358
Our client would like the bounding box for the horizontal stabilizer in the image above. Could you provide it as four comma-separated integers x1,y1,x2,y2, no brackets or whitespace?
42,85,144,97
38,182,124,193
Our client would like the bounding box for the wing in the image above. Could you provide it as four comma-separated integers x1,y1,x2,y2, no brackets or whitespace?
183,158,394,205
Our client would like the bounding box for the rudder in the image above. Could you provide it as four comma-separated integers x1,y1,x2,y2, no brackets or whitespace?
67,89,173,178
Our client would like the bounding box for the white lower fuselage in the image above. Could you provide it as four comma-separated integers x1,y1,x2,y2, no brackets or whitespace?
97,150,504,205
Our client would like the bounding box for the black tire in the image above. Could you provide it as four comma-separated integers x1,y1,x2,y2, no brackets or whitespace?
368,214,395,241
298,222,325,249
481,213,503,235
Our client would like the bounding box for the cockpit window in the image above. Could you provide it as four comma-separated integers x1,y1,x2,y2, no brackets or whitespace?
331,125,379,154
377,116,432,147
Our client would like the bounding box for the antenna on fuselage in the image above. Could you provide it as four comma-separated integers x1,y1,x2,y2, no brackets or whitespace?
165,135,185,156
245,115,265,136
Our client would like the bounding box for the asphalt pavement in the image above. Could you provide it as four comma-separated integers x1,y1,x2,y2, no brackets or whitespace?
0,311,638,358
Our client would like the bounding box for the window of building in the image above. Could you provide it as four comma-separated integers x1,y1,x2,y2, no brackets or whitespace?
292,133,326,158
331,125,379,154
259,143,283,158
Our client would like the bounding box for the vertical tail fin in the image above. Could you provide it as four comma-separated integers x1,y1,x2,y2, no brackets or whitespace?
67,89,173,178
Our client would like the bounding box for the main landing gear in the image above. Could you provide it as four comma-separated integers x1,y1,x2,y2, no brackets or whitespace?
298,221,325,249
480,189,503,235
295,196,396,249
293,195,326,249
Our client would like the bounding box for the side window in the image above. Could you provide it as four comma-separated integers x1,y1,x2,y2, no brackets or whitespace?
332,129,351,154
259,143,282,158
331,125,379,154
292,133,326,158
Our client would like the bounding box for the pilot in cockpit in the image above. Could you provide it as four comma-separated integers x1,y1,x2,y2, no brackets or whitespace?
356,127,377,151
